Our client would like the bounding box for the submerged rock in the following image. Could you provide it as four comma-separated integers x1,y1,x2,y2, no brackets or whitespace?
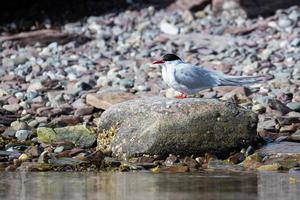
97,97,258,157
37,125,96,148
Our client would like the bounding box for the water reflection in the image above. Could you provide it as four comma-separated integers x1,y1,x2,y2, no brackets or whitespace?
0,171,299,200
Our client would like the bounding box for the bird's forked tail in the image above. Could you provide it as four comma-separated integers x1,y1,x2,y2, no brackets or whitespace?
219,75,265,86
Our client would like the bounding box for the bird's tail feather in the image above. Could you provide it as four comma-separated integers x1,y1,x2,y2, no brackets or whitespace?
219,75,265,86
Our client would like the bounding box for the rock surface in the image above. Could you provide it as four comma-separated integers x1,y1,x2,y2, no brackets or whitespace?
86,89,138,110
97,97,258,157
213,0,300,17
258,142,300,156
37,125,96,148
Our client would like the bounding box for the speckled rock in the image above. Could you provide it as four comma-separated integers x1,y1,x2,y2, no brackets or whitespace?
97,97,258,157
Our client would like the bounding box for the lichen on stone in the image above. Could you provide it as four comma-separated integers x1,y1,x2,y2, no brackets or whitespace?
97,124,119,154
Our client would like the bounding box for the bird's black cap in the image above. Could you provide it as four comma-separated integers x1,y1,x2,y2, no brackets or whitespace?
162,54,181,61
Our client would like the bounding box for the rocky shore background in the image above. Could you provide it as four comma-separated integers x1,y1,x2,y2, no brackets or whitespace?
0,0,300,173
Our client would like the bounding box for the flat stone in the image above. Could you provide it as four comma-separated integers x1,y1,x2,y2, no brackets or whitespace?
97,97,258,157
86,89,138,110
3,104,21,112
258,142,300,156
37,125,96,148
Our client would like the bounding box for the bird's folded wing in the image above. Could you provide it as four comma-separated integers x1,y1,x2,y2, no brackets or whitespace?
174,64,220,89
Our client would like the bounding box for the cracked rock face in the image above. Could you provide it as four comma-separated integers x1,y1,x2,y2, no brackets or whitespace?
97,97,258,157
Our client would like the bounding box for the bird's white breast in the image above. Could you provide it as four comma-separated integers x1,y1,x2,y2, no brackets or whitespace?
162,63,176,87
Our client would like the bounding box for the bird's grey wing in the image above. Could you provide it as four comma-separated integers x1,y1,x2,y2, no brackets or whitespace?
174,64,220,90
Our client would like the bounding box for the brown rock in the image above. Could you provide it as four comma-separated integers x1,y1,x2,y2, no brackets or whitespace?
7,96,19,105
168,0,211,11
228,152,245,164
212,0,300,18
183,157,199,169
75,106,94,116
135,156,156,163
280,124,299,133
287,130,300,142
24,145,40,157
86,89,138,110
51,115,81,126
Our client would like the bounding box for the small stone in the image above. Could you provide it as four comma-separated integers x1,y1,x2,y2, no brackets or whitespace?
159,22,179,35
72,99,87,109
11,121,27,131
2,128,16,137
257,118,277,132
27,82,45,92
241,153,263,169
288,130,300,142
35,117,48,123
15,92,24,100
25,145,40,157
14,56,28,65
75,106,94,116
280,124,298,133
104,157,121,167
28,120,39,127
135,156,155,163
15,130,32,141
38,151,49,163
252,104,266,113
2,58,14,68
278,18,292,28
135,162,158,169
183,157,199,169
195,157,205,165
228,152,245,164
51,115,80,126
54,146,65,153
286,102,300,112
48,157,85,166
291,38,300,47
18,154,29,161
165,154,179,166
245,146,255,157
119,79,134,89
3,104,21,112
8,96,19,105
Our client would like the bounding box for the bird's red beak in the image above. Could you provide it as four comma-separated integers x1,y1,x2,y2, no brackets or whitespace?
152,60,165,64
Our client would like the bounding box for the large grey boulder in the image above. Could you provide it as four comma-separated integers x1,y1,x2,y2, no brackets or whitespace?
97,97,258,157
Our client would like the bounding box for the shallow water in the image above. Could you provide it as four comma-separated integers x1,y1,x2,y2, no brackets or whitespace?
0,171,299,200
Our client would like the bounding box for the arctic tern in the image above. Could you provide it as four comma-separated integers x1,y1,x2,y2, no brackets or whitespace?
153,54,264,98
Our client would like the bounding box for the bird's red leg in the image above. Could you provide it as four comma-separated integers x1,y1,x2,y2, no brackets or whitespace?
175,93,188,99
